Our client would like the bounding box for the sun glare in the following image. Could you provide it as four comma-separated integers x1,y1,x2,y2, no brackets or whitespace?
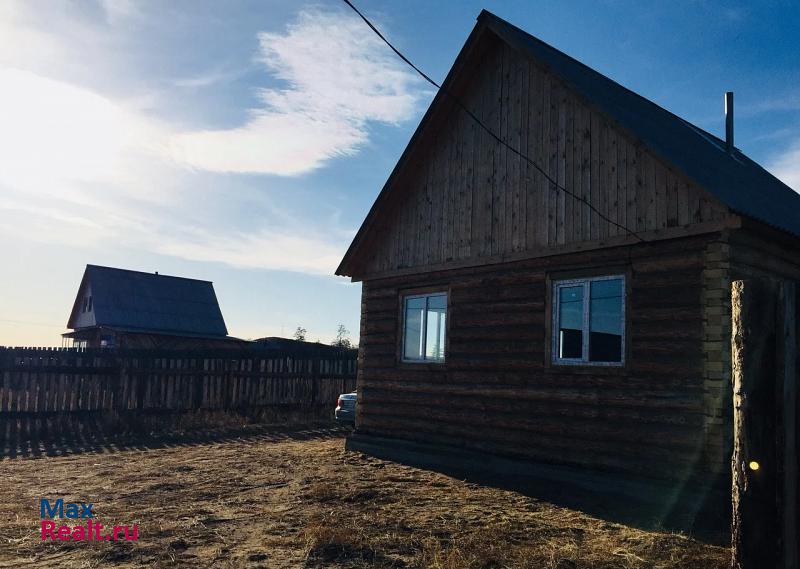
0,68,131,187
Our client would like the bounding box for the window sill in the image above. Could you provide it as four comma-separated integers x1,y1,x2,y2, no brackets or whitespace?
397,361,447,371
545,363,627,375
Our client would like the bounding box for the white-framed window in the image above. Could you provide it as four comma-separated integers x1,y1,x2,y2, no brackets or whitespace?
552,275,625,366
402,292,447,363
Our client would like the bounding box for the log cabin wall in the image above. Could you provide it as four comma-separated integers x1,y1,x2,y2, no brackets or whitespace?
353,34,731,279
701,236,734,483
356,234,728,482
729,224,800,284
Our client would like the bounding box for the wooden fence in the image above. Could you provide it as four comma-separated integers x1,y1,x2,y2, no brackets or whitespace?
0,346,357,445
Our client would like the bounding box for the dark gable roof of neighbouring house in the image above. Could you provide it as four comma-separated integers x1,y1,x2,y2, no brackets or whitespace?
336,10,800,276
67,265,228,337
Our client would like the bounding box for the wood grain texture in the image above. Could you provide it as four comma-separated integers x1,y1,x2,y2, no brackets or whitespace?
357,235,723,480
354,40,729,280
0,347,357,443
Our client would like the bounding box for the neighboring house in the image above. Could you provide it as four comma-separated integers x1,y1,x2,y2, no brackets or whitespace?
337,10,800,516
64,265,245,349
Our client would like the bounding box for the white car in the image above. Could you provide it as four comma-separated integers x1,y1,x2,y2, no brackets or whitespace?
335,391,357,424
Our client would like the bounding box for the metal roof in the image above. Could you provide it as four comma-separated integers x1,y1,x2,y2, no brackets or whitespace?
479,10,800,239
67,265,228,337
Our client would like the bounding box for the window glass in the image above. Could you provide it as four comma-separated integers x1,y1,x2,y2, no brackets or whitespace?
553,276,625,365
558,285,583,359
403,297,426,360
425,295,447,361
403,293,447,363
589,279,623,362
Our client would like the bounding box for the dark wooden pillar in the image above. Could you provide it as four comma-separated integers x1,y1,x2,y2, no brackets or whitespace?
731,279,779,569
779,282,798,569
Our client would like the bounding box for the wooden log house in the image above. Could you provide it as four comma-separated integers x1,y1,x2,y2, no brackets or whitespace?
336,10,800,521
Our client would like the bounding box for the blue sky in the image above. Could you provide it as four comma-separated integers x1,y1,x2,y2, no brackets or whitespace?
1,0,798,345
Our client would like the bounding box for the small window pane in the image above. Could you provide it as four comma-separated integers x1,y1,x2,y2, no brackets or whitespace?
558,285,583,359
403,293,447,363
427,294,447,310
403,298,425,360
425,296,447,361
589,279,623,362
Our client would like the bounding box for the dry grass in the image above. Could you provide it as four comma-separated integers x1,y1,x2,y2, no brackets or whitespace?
0,427,730,568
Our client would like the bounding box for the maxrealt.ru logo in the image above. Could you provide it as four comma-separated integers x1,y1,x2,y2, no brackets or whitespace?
40,499,138,541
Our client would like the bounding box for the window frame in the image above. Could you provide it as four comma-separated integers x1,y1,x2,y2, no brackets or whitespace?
551,274,626,367
400,291,448,364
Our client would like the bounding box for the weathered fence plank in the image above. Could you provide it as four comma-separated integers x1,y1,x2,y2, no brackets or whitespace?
0,346,357,445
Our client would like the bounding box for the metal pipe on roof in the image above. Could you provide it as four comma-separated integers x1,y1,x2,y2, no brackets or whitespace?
725,91,734,154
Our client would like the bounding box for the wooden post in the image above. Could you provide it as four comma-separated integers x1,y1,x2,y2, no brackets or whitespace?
780,281,798,569
731,279,779,569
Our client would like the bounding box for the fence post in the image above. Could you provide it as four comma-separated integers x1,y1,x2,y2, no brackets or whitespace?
780,281,798,569
731,279,779,569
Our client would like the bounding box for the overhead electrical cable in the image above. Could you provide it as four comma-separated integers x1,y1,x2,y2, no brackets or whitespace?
340,0,646,242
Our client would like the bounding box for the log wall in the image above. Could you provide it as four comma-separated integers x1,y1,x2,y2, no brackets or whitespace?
356,234,726,482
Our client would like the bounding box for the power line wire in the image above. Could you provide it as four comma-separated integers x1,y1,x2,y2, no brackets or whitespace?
340,0,646,242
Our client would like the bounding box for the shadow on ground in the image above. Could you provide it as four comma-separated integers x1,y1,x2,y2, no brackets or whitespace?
347,433,731,545
0,421,350,460
443,465,731,545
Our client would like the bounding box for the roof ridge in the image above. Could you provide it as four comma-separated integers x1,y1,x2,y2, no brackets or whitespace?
477,10,728,149
86,264,214,284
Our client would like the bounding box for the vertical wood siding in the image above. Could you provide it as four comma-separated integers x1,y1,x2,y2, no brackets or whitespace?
358,39,728,277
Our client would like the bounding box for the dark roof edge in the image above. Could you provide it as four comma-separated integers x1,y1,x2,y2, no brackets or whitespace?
64,325,237,341
86,264,214,285
477,10,729,149
337,9,800,279
66,267,90,330
335,16,492,277
480,9,800,239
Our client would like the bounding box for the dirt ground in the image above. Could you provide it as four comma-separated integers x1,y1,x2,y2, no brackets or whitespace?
0,425,730,568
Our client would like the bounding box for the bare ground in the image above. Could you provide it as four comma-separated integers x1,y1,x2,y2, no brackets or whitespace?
0,426,730,568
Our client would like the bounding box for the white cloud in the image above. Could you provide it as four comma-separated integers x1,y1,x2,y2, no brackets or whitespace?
170,9,424,175
98,0,140,25
172,65,248,90
0,6,422,275
154,228,345,275
769,140,800,193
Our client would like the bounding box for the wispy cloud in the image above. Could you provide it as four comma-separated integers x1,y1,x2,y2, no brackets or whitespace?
154,228,346,275
0,6,422,274
98,0,140,25
769,140,800,193
170,9,425,176
738,91,800,118
172,65,250,90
